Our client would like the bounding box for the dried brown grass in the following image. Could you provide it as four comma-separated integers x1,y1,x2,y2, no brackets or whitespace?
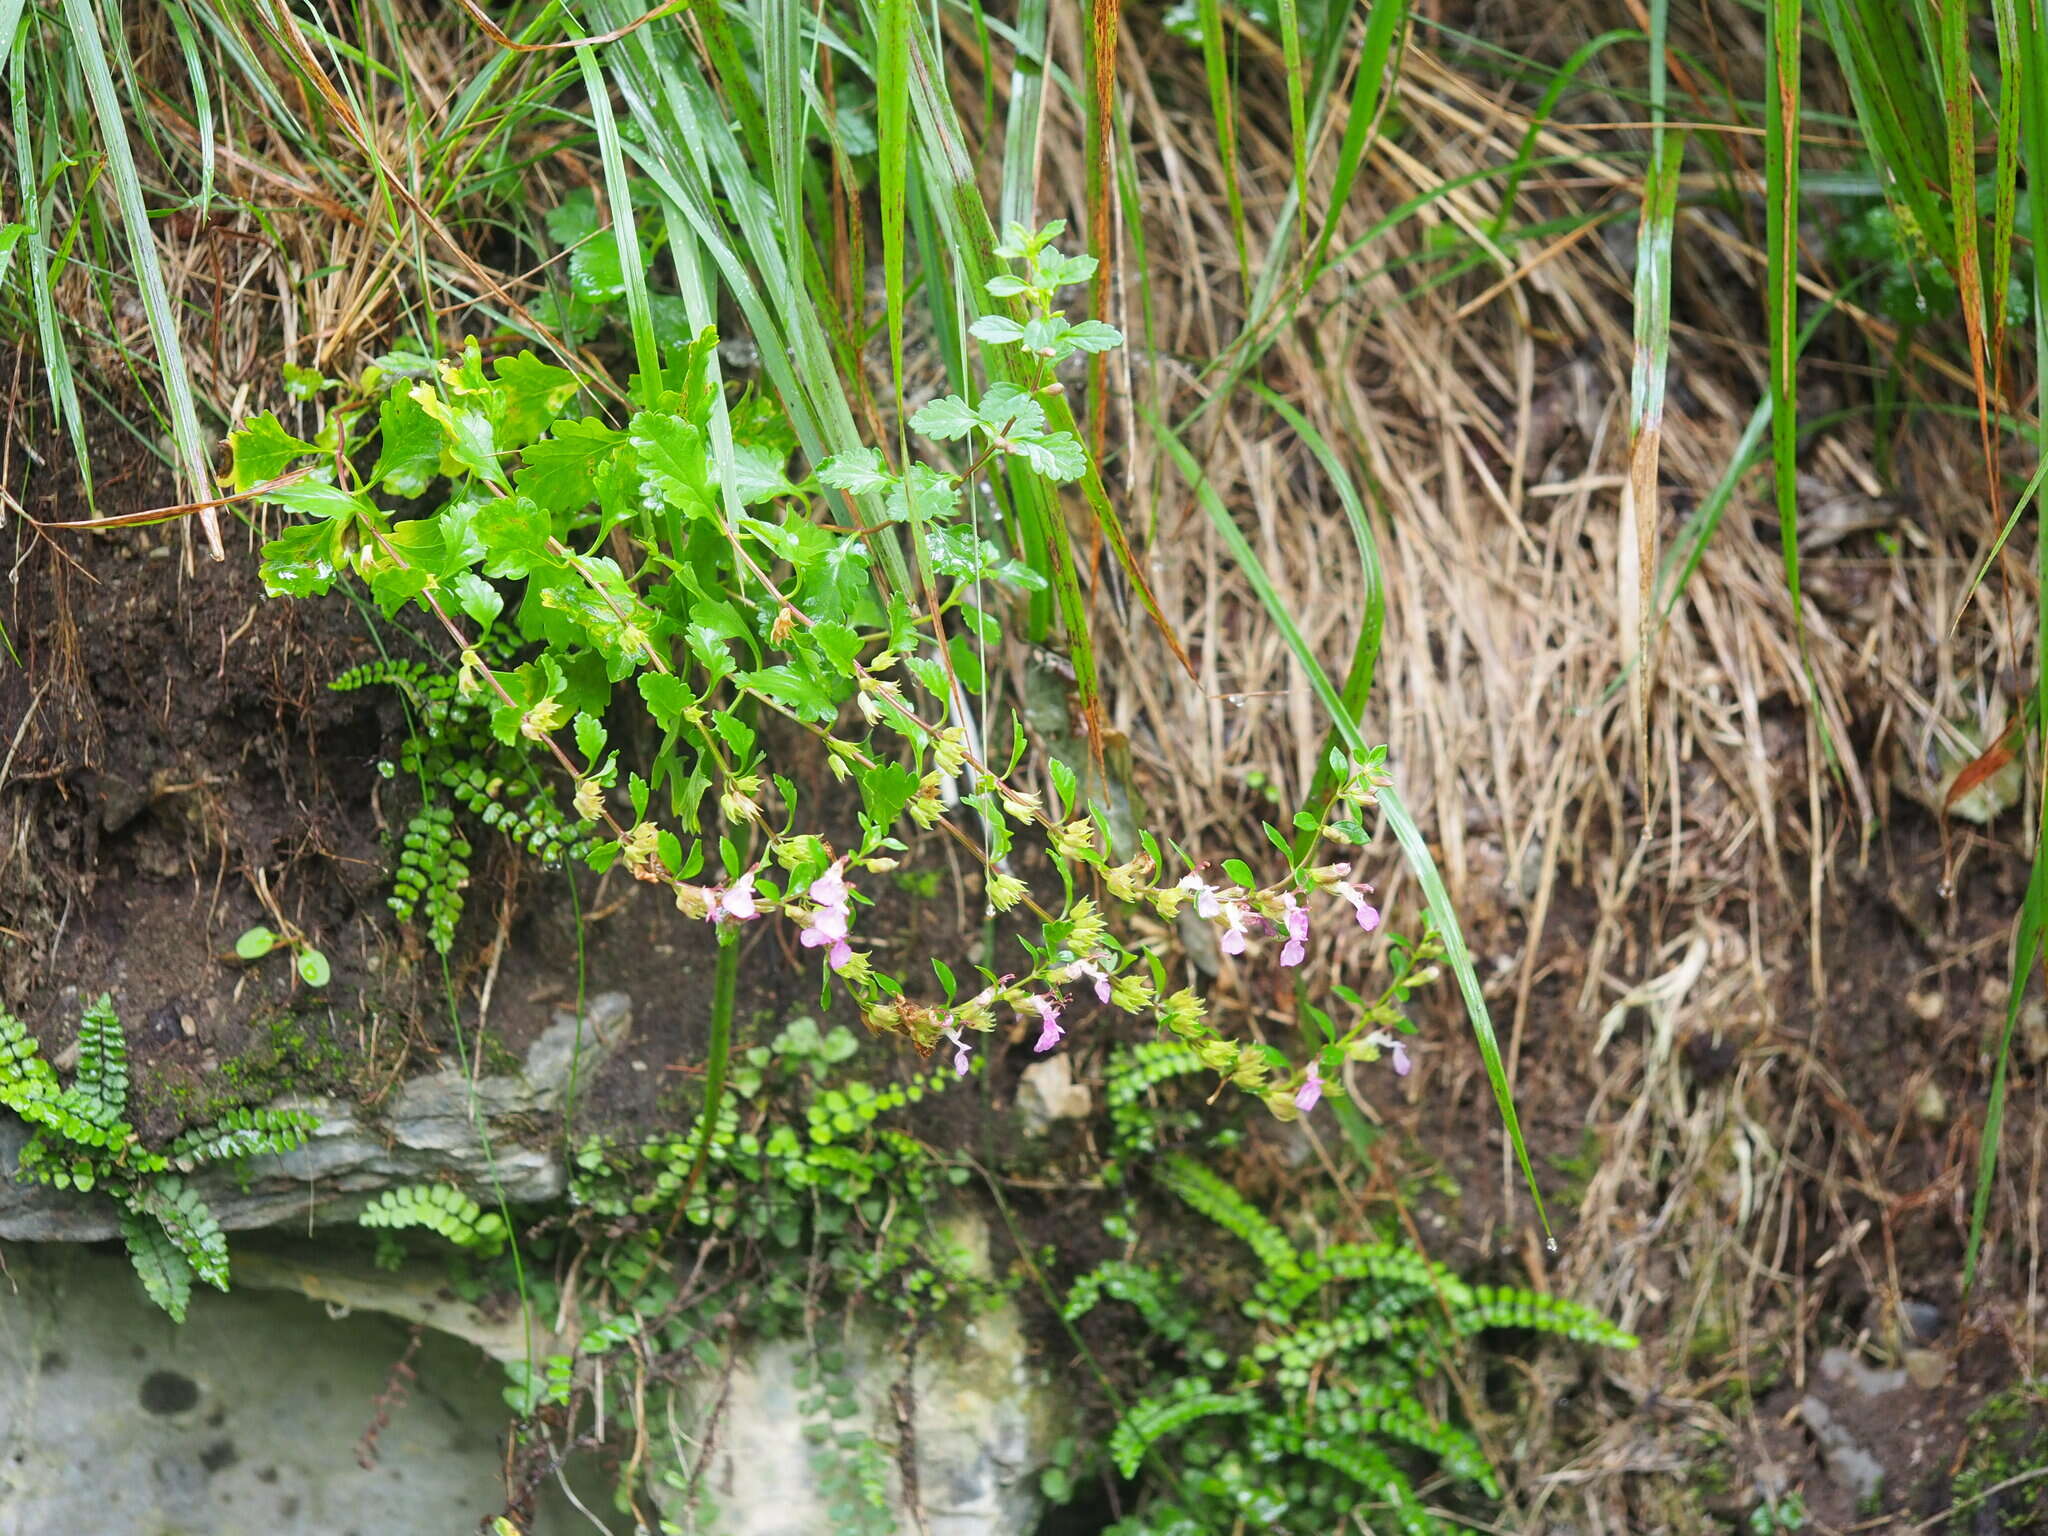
988,6,2046,1529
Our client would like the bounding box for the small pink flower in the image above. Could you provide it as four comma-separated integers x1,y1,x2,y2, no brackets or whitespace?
1335,880,1380,932
800,904,849,946
1295,1062,1323,1114
710,871,759,923
1027,995,1065,1053
1280,894,1309,967
809,861,850,909
1072,958,1113,1004
942,1022,973,1077
1219,901,1250,957
1177,873,1222,920
1367,1029,1412,1077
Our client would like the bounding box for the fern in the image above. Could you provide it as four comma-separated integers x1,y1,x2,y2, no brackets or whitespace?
1,997,292,1317
358,1182,509,1255
1153,1152,1301,1283
1109,1383,1257,1479
0,1006,59,1108
166,1105,316,1170
1296,1435,1439,1536
1452,1283,1639,1348
71,993,129,1127
337,650,590,954
131,1175,233,1291
121,1207,196,1323
1062,1260,1208,1348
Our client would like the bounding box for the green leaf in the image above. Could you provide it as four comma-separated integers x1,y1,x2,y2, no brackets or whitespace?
859,761,920,830
517,418,626,514
371,389,442,496
638,672,695,732
807,620,863,676
452,572,503,628
234,926,280,960
409,383,501,487
1010,431,1087,481
228,412,317,493
295,947,331,988
492,352,581,449
258,520,349,598
974,382,1045,434
633,410,717,517
1221,858,1256,890
968,314,1024,344
471,495,555,579
1061,320,1124,354
265,480,374,522
817,447,894,495
909,394,978,439
742,664,837,722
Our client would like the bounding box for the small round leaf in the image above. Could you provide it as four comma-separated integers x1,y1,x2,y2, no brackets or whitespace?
235,926,280,960
295,947,332,988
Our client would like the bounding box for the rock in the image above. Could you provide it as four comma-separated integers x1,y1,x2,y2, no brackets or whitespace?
1015,1054,1093,1134
1898,1298,1944,1344
1913,1081,1948,1125
0,1242,597,1534
1906,990,1943,1023
1817,1344,1907,1399
1903,1347,1950,1390
664,1211,1060,1536
0,992,633,1241
1800,1394,1887,1506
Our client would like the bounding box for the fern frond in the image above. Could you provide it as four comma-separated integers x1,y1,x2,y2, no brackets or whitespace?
358,1183,508,1255
1453,1284,1638,1349
168,1106,318,1170
121,1206,197,1322
1297,1436,1440,1536
1062,1260,1206,1347
1154,1152,1300,1283
0,1007,59,1107
1265,1241,1470,1314
133,1176,232,1291
1109,1383,1257,1479
70,994,129,1127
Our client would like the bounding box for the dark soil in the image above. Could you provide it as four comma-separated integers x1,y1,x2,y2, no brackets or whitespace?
0,410,994,1149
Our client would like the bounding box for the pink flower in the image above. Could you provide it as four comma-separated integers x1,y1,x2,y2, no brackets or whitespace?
809,861,851,909
710,871,759,924
1295,1062,1323,1114
1219,901,1250,957
1335,880,1380,932
1026,995,1065,1053
1177,873,1222,919
941,1022,972,1077
1072,958,1113,1004
800,904,849,945
1280,895,1309,967
1367,1029,1412,1077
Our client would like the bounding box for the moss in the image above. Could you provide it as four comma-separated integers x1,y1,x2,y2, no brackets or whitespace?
203,1011,358,1116
1950,1380,2048,1533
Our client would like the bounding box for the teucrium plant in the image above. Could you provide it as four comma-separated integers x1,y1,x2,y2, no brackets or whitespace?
232,220,1411,1120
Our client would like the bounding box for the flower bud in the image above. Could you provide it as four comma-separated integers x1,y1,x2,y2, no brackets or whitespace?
986,872,1027,912
932,726,969,778
573,778,606,824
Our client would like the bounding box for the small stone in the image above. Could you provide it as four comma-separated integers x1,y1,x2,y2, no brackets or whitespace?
180,1015,198,1039
1899,1298,1944,1343
1906,990,1943,1023
1903,1348,1950,1390
1914,1081,1948,1125
1015,1055,1093,1134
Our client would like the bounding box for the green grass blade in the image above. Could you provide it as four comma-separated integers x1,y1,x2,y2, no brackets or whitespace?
59,0,216,550
1764,0,1804,655
8,34,93,510
1272,0,1309,246
1247,383,1385,860
1151,408,1548,1236
1195,0,1250,294
571,32,660,398
878,0,910,423
1304,0,1406,282
996,0,1051,232
1965,0,2048,1298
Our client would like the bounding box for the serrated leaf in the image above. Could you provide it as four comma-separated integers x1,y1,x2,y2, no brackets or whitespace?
909,395,979,439
817,447,894,495
228,412,318,493
1010,431,1087,481
968,314,1024,344
517,417,626,514
371,389,441,496
974,382,1044,434
492,352,580,449
1061,319,1125,354
859,761,920,829
638,672,694,732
